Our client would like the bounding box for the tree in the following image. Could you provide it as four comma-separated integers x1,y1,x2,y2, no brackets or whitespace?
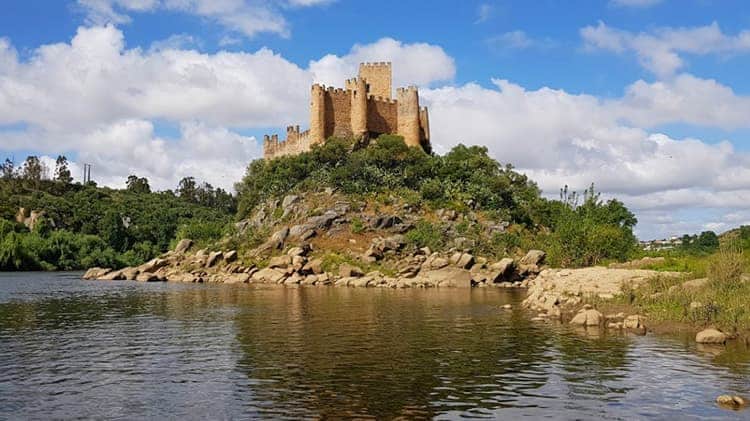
54,155,73,183
1,159,15,179
125,175,150,194
21,156,46,181
177,176,197,202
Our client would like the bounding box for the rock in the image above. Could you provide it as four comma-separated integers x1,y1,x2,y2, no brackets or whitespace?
268,255,292,269
224,250,238,263
82,267,111,280
682,277,709,290
371,215,402,230
289,224,314,238
570,308,604,326
307,211,339,230
174,239,194,254
122,267,140,280
286,246,307,257
251,268,286,284
716,395,747,409
223,273,250,284
135,272,161,282
339,264,364,278
421,267,473,288
423,255,449,270
99,270,124,281
520,250,546,266
449,252,475,269
696,328,728,344
281,194,299,211
501,304,512,310
138,258,169,273
623,315,647,330
206,252,223,268
302,258,324,274
689,301,703,310
488,258,515,283
267,227,290,250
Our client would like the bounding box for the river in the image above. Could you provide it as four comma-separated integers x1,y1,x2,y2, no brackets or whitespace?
0,272,748,419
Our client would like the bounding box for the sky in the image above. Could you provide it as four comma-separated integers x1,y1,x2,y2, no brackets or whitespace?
2,0,750,240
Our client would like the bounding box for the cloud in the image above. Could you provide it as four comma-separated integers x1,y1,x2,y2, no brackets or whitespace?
475,3,493,24
581,21,750,77
5,24,750,238
610,0,662,8
76,0,333,38
420,77,750,238
486,30,556,52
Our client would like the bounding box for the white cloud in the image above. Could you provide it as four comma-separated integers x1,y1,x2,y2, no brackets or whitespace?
475,3,493,24
309,37,455,90
76,0,333,38
5,25,750,238
581,21,750,77
486,30,556,52
610,0,662,8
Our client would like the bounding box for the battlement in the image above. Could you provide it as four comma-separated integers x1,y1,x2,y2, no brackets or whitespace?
264,61,430,160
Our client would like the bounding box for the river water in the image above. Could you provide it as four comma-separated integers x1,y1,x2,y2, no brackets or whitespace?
0,272,748,419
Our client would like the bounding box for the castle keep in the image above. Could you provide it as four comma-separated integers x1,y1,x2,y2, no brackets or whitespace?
263,62,430,160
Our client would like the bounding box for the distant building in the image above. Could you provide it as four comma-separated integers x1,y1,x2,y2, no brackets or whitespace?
263,62,431,160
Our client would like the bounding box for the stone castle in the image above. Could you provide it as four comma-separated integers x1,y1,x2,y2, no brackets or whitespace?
263,62,430,160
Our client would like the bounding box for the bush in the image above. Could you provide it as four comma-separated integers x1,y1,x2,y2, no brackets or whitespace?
707,245,744,291
404,220,445,251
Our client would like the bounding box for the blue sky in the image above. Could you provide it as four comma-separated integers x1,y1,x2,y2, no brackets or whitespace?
2,0,750,239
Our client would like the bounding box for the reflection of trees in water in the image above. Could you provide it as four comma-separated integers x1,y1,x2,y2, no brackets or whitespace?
231,288,553,418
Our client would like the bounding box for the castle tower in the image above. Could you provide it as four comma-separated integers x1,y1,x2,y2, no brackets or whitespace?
310,84,326,145
350,77,368,138
359,62,392,99
397,86,421,147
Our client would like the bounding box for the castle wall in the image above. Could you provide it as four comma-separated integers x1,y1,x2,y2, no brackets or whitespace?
367,96,398,135
263,129,312,160
324,88,353,139
359,62,392,99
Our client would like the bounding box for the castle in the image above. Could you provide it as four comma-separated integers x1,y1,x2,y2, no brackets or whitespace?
263,62,430,160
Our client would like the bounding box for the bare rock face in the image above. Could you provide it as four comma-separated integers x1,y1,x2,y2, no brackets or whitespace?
489,258,515,283
139,258,169,273
302,258,323,274
696,328,728,344
83,267,111,280
449,252,475,270
174,239,193,254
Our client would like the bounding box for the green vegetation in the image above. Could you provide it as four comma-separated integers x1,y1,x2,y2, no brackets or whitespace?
236,135,639,267
0,155,235,270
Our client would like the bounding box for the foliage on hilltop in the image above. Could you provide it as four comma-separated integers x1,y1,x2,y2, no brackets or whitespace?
236,135,638,267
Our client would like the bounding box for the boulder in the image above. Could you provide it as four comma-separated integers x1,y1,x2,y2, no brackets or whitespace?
82,267,111,280
570,308,604,326
716,395,747,409
206,252,223,268
99,270,124,281
682,277,709,290
251,268,286,284
223,273,250,284
281,194,299,211
696,328,728,344
302,258,324,275
122,267,140,280
139,258,169,273
287,246,308,257
449,252,475,269
268,255,293,269
135,272,161,282
339,264,364,278
267,227,290,250
520,250,546,266
370,215,402,230
174,239,193,254
224,250,238,263
289,224,315,238
488,258,515,283
423,255,449,270
623,315,647,330
421,267,473,288
307,211,339,230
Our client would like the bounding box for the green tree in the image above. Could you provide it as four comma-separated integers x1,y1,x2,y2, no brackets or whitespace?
54,155,73,183
1,158,15,179
126,175,151,194
21,155,46,182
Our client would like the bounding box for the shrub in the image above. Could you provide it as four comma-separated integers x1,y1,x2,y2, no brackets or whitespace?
706,245,744,291
404,220,445,251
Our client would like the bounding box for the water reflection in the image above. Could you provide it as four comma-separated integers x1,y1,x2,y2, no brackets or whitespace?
0,272,748,419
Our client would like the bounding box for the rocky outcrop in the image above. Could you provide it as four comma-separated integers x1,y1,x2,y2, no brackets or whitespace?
716,395,747,409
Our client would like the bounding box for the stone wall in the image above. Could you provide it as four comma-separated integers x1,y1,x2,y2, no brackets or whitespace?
324,88,353,139
359,62,392,99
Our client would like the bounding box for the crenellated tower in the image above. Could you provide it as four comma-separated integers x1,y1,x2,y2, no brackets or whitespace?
263,62,430,160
